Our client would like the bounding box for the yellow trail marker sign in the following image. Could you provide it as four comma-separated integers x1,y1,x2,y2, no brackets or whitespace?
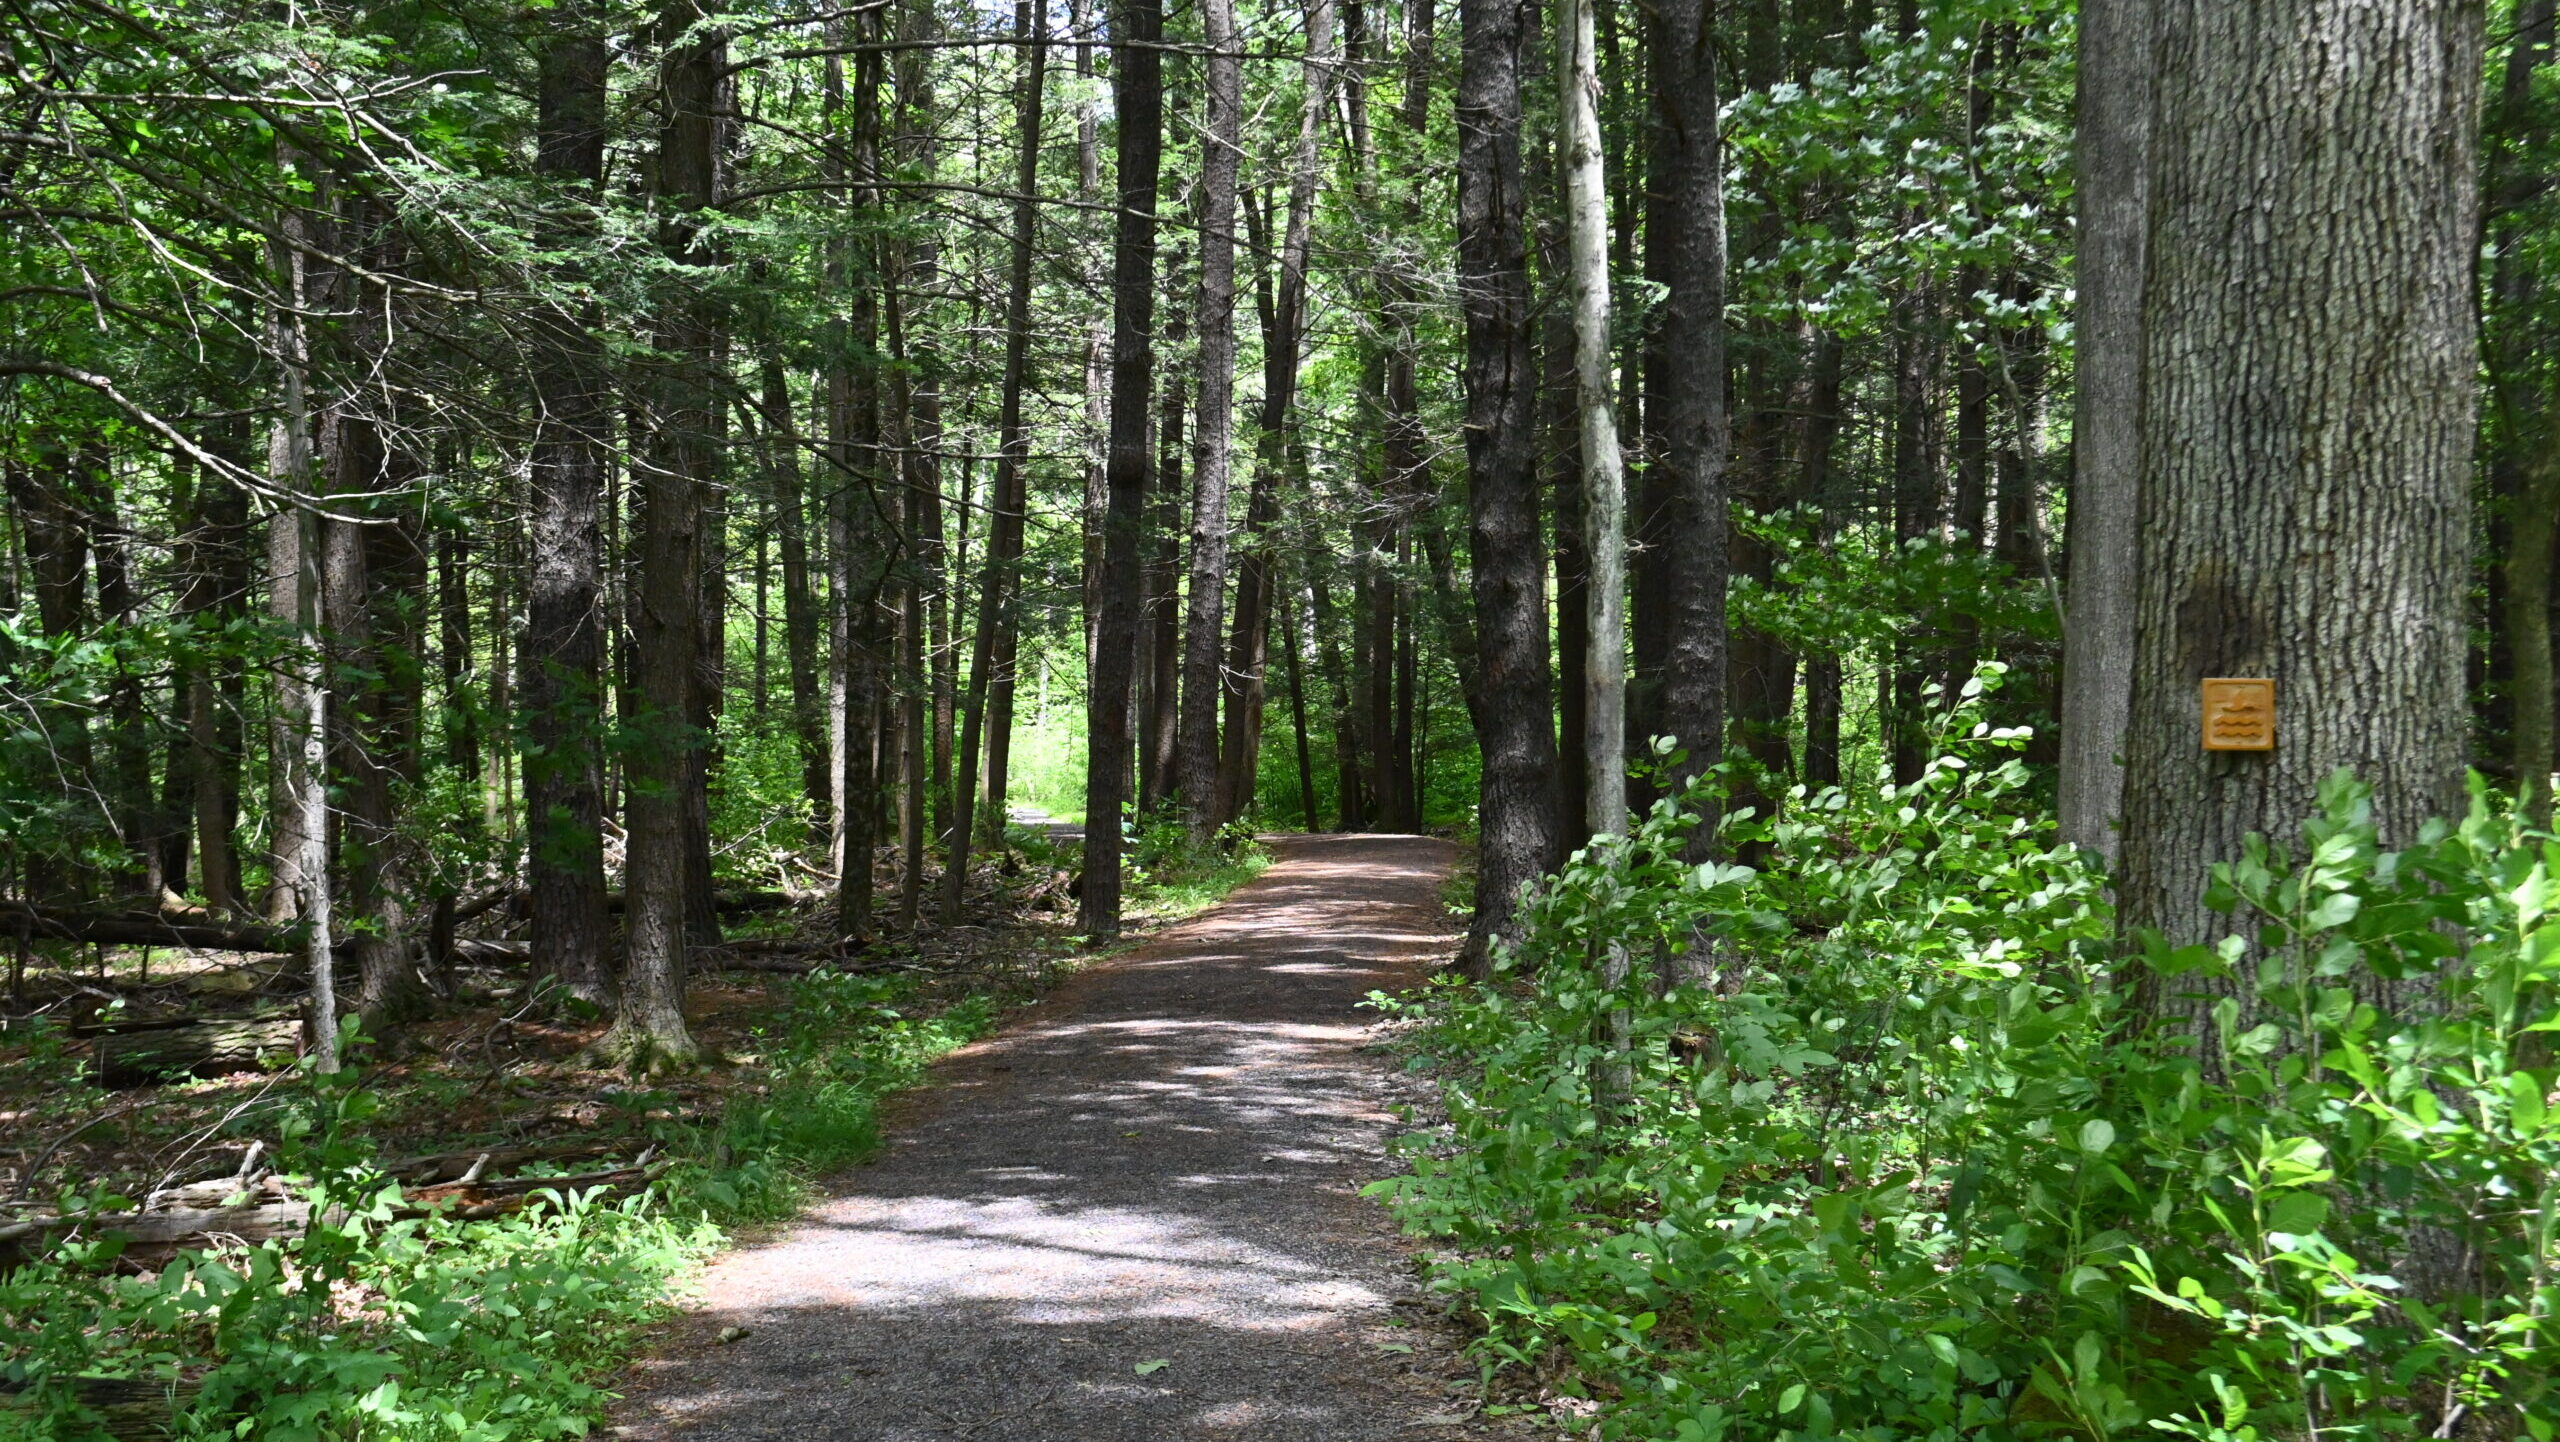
2201,678,2275,751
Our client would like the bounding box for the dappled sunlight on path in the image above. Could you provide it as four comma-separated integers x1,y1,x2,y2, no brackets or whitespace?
613,835,1493,1441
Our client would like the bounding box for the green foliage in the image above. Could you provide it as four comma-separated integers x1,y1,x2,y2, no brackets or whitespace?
1,1042,713,1442
0,970,1007,1440
1123,815,1271,919
668,970,1001,1224
1372,684,2559,1441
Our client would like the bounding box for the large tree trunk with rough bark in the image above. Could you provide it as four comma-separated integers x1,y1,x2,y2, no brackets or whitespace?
1454,0,1555,969
1636,0,1726,842
2118,0,2481,1009
1080,0,1163,939
524,17,615,1006
604,0,723,1071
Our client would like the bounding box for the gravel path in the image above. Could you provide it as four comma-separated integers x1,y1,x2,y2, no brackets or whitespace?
614,833,1506,1442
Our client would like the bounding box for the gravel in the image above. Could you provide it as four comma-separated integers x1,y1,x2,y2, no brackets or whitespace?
612,834,1523,1442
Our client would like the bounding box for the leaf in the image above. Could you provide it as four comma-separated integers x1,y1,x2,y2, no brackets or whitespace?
2267,1192,2329,1236
1776,1383,1806,1415
2305,890,2361,930
1134,1359,1170,1376
2078,1119,2115,1155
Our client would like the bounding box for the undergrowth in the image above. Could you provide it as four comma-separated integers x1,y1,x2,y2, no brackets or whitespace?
1373,674,2559,1441
0,968,1003,1441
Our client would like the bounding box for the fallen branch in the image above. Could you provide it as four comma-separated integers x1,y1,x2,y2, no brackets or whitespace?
0,902,296,954
88,1018,302,1089
0,1157,666,1267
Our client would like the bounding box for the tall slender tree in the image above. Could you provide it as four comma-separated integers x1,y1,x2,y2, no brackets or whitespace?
1174,0,1242,839
1455,0,1555,967
1558,0,1626,839
603,0,724,1070
1080,0,1165,939
523,13,615,1005
2056,0,2149,861
1636,0,1727,842
943,0,1047,922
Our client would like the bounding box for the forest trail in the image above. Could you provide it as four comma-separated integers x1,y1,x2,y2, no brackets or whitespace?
613,834,1503,1441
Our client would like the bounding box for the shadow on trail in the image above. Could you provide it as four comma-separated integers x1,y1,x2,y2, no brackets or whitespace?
614,835,1470,1442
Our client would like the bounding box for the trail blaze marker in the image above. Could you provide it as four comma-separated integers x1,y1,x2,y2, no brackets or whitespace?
2201,678,2275,751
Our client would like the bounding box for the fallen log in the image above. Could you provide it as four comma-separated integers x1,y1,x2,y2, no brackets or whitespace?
0,902,295,954
0,1159,664,1268
90,1019,302,1088
454,937,828,975
608,888,796,916
376,1140,617,1184
0,1374,201,1441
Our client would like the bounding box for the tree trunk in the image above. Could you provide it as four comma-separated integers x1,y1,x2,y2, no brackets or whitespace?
1638,0,1727,841
766,359,831,839
1219,0,1337,824
2491,3,2556,818
1282,576,1322,830
5,437,97,905
2510,449,2560,824
525,17,615,1005
604,0,723,1071
1888,308,1934,785
82,451,159,899
1140,343,1185,815
2055,0,2150,861
1559,0,1627,839
319,487,425,1031
262,177,327,926
943,0,1047,920
317,192,428,1032
2118,0,2481,1004
830,14,891,944
1454,0,1546,968
176,444,250,914
1174,0,1242,837
1080,0,1164,939
1799,330,1847,791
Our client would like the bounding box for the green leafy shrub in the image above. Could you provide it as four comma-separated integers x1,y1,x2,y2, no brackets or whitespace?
1373,680,2558,1441
1,1055,715,1442
2,968,1007,1440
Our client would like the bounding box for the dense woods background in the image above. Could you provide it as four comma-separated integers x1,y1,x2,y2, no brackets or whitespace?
4,0,2559,1433
0,0,2545,1055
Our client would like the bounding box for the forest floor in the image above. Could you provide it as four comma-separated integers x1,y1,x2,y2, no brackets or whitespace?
609,833,1531,1442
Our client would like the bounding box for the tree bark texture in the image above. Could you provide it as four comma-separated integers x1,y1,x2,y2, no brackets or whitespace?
1175,0,1242,839
2118,0,2482,999
1080,0,1163,939
1637,0,1727,834
524,18,614,1005
1455,0,1555,965
607,0,724,1070
2056,0,2150,862
1559,0,1627,840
